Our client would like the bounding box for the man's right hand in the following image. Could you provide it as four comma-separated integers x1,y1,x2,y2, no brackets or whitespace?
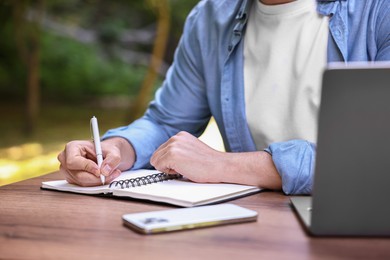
57,137,135,186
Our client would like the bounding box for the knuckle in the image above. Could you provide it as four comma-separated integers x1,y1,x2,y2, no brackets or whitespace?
108,153,121,166
177,131,188,136
166,146,180,157
150,156,155,166
169,135,179,143
66,156,77,168
65,141,75,150
84,162,90,172
57,151,64,163
85,161,98,175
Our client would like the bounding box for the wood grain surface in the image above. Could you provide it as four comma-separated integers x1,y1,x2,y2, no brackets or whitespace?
1,172,389,260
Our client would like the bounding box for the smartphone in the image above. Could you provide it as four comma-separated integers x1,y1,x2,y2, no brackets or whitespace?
122,204,258,234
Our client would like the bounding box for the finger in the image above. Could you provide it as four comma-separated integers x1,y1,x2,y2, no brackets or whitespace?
164,168,179,175
154,132,191,158
151,139,182,167
100,148,122,177
67,168,102,187
74,171,102,187
153,132,184,153
57,151,65,164
59,165,81,186
60,155,103,187
150,145,165,168
105,169,122,183
64,143,100,177
152,140,169,157
151,149,180,175
150,136,175,164
70,155,100,178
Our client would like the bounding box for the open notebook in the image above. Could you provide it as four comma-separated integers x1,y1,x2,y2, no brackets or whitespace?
41,169,261,207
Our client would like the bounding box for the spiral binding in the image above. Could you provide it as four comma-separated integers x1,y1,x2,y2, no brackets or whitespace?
109,172,181,189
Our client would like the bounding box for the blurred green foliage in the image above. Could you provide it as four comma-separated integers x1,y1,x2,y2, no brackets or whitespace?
0,0,200,186
0,0,199,102
40,33,146,101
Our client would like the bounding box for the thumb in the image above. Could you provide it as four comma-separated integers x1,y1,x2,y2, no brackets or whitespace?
100,149,122,176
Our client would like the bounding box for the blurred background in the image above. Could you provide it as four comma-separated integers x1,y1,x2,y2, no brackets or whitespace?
0,0,223,186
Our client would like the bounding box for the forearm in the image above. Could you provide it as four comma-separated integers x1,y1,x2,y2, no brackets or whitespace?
217,151,282,190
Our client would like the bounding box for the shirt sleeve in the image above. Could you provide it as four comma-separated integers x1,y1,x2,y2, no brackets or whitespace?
102,3,211,169
376,1,390,61
265,139,316,195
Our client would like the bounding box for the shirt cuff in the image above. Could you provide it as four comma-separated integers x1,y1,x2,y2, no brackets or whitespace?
265,139,316,195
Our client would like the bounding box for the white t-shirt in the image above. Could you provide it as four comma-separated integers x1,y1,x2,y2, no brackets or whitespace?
244,0,329,150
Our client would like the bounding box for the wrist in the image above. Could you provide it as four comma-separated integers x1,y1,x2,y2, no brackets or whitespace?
220,151,281,190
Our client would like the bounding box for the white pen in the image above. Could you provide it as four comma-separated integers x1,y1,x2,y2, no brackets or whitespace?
90,116,105,185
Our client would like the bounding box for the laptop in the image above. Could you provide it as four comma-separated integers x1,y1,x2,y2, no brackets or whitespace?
290,63,390,236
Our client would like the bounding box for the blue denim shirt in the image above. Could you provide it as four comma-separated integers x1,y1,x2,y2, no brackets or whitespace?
103,0,390,195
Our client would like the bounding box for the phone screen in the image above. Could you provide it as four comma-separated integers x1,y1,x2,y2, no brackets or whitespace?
122,204,258,234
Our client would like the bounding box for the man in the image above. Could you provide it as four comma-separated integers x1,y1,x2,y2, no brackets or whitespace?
58,0,390,194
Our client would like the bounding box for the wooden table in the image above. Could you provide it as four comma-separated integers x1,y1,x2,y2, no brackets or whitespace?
1,172,389,259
